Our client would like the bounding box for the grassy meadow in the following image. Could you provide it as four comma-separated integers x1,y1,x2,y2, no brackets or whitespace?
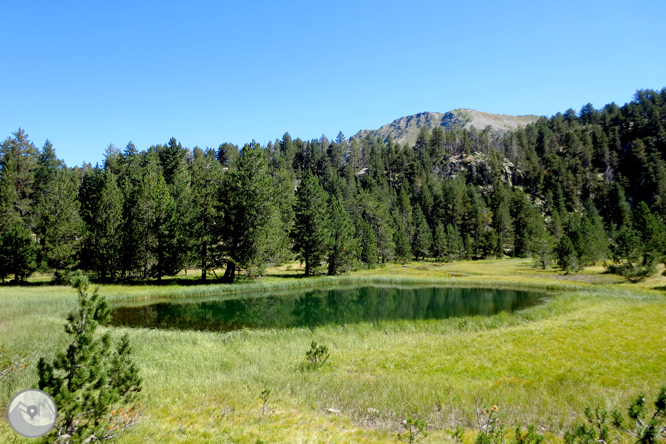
1,259,665,443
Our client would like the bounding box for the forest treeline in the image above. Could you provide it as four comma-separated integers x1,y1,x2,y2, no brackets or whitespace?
1,88,666,283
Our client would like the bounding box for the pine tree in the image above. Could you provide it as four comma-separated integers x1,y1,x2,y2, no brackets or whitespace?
190,148,224,280
576,202,610,266
396,185,413,241
360,219,379,268
633,201,666,265
79,168,124,281
358,184,396,262
462,186,486,259
34,168,83,274
431,222,446,260
510,190,533,257
491,184,513,258
141,164,181,281
0,130,39,281
526,212,554,269
326,195,357,275
556,234,579,272
0,217,37,282
118,143,145,278
292,172,331,276
445,223,464,261
217,142,239,167
0,129,39,223
219,142,288,282
412,205,432,261
158,139,193,268
37,271,142,442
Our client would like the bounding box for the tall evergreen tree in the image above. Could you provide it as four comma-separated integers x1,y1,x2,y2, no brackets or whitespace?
526,211,554,269
219,142,288,282
360,219,379,268
326,195,357,275
445,223,464,261
140,162,181,281
394,224,412,264
292,172,330,276
576,201,610,265
34,168,83,274
0,129,39,224
357,183,395,262
0,129,39,281
431,222,446,260
556,234,579,272
491,183,513,257
190,147,224,280
411,205,432,260
633,201,666,265
0,217,37,282
118,142,145,278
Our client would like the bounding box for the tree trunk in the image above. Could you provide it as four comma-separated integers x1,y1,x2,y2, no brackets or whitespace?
327,254,336,276
223,260,236,283
201,242,207,281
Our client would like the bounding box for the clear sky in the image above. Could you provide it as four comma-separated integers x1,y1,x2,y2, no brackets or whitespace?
1,0,665,167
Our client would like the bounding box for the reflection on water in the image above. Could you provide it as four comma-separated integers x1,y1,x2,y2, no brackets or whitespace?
110,286,546,332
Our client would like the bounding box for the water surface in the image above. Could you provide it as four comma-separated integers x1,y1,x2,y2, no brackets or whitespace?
110,286,546,332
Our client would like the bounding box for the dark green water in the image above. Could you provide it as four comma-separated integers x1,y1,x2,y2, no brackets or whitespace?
110,286,547,332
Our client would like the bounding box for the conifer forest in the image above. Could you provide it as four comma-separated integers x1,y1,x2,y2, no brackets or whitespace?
2,88,666,284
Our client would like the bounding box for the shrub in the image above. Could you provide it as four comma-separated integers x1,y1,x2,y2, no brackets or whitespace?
299,341,329,371
398,416,427,443
565,386,666,444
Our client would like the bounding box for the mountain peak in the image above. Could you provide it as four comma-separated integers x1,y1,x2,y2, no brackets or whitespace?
353,109,540,147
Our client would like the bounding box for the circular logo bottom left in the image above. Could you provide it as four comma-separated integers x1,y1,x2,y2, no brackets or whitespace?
7,389,57,438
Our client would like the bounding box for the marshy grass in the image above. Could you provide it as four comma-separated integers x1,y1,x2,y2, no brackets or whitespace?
1,259,665,443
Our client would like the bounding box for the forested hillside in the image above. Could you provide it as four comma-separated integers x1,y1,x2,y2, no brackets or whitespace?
1,88,665,283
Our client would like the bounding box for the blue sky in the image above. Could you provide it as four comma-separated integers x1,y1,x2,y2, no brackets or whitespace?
1,0,665,167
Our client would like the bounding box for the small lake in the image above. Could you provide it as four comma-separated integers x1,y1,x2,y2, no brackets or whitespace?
110,286,547,332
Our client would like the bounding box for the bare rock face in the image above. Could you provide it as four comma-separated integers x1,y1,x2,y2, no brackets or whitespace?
353,109,540,148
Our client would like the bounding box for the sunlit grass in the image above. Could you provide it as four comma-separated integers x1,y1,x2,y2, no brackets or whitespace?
1,259,665,443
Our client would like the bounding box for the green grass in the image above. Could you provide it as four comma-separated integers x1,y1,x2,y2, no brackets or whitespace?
1,259,665,443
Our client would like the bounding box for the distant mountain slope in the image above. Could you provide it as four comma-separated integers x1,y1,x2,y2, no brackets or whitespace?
352,109,541,147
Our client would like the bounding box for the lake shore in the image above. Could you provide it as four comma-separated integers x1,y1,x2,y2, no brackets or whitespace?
1,259,665,443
